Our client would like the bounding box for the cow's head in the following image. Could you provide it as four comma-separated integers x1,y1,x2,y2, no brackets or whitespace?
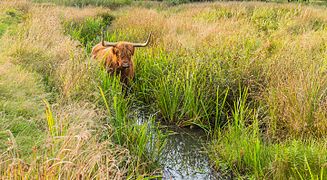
101,32,151,69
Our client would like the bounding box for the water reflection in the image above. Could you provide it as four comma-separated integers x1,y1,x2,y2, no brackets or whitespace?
160,127,217,180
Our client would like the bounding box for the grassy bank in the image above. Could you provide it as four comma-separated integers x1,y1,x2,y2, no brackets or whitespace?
0,5,45,159
209,89,327,179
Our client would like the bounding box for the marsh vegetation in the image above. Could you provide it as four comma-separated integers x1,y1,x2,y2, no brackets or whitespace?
0,0,326,179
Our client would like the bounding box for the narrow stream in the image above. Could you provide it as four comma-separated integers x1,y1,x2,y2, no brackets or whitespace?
137,112,223,179
160,127,218,180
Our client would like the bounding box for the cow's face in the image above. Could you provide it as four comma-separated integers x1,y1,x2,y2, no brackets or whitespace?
113,43,134,69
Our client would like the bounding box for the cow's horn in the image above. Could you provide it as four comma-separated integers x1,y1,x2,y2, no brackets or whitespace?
102,41,118,47
102,29,118,47
131,33,151,47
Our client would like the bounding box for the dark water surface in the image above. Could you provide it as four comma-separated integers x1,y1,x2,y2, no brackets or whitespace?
160,127,218,180
136,112,222,179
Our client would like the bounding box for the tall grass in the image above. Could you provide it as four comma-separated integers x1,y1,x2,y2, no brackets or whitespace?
31,0,327,8
32,0,132,8
63,12,114,52
111,2,327,137
210,124,327,179
63,1,327,137
63,2,327,178
0,1,163,178
0,3,46,159
2,0,327,178
98,70,166,177
0,8,24,36
209,88,327,179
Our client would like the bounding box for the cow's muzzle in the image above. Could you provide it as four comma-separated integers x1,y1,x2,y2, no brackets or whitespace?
122,63,129,68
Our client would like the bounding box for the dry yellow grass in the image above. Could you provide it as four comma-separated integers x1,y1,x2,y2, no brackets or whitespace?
108,2,327,138
0,1,134,179
10,4,99,99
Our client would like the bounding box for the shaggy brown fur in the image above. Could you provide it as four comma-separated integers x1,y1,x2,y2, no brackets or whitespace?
91,42,135,85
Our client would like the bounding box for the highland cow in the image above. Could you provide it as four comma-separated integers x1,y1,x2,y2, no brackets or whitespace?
92,31,151,85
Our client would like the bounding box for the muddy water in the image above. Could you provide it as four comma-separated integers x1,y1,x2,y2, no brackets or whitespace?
160,127,218,180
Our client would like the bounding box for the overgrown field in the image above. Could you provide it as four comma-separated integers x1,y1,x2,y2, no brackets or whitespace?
1,0,327,179
0,1,164,179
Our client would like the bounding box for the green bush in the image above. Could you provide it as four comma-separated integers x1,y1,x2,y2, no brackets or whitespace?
0,8,24,37
63,13,114,52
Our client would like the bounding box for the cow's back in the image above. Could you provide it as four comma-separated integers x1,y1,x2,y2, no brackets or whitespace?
92,43,121,75
91,43,110,59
